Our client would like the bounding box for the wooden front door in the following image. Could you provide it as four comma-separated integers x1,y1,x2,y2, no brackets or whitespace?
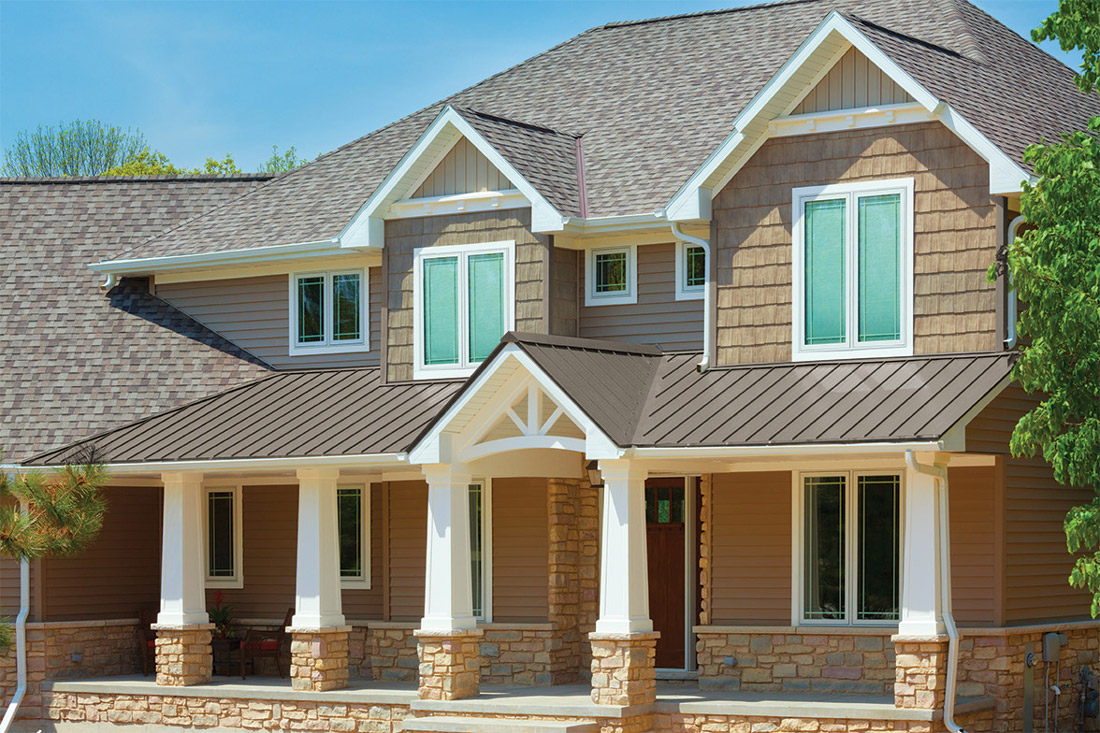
646,478,685,669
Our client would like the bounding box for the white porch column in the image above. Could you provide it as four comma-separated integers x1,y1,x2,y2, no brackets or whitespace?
899,458,946,636
292,467,345,628
420,464,477,632
158,472,208,626
595,459,651,634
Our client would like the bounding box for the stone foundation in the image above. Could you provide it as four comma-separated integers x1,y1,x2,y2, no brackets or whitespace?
697,628,895,694
152,623,213,687
366,623,419,682
416,628,482,700
288,626,350,692
893,635,948,710
589,631,659,706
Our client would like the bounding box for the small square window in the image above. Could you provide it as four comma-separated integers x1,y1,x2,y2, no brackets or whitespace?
289,269,369,355
585,246,636,306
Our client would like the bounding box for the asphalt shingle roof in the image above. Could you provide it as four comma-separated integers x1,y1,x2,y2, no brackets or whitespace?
0,177,273,462
108,0,1100,263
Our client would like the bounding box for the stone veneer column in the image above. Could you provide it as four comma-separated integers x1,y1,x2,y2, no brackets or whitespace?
289,625,351,692
151,623,213,687
415,629,483,700
893,634,949,709
589,631,660,706
547,477,582,683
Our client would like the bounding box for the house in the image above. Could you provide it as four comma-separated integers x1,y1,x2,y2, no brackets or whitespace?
2,0,1098,731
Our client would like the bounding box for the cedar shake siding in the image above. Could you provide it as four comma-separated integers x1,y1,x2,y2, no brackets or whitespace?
713,121,997,365
384,210,549,382
549,245,579,337
969,386,1095,623
156,268,383,370
39,486,161,622
491,478,550,622
578,243,703,352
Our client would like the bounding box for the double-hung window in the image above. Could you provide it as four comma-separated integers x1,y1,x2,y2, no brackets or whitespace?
468,480,492,621
797,472,901,625
675,241,706,300
585,245,637,306
413,241,514,379
290,269,369,355
338,485,370,588
204,486,243,588
792,178,913,360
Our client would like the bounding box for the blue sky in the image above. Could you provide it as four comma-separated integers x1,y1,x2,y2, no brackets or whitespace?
0,0,1077,172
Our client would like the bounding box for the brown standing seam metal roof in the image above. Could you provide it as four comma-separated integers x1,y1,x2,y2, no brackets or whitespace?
24,333,1014,466
102,0,1100,263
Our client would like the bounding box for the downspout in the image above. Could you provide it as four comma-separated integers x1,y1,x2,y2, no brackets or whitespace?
99,273,117,292
0,499,30,733
670,222,711,371
905,451,966,733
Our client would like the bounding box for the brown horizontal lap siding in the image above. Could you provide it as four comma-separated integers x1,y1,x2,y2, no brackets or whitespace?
491,478,549,622
41,486,161,621
969,386,1094,623
342,483,385,618
949,466,998,626
157,267,382,369
579,243,703,352
388,481,427,621
713,122,996,365
384,210,548,382
710,471,792,624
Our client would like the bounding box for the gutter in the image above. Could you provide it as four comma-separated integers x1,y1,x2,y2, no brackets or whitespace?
629,440,943,459
905,451,966,733
90,237,357,277
670,222,712,371
0,501,30,733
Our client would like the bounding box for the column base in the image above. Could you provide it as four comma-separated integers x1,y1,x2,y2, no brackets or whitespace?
415,629,483,701
151,623,214,687
589,631,659,706
892,633,949,709
289,625,351,691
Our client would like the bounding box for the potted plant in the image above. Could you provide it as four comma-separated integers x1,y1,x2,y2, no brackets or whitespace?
209,590,238,640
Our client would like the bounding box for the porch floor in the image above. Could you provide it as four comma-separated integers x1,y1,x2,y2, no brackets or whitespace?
42,676,995,722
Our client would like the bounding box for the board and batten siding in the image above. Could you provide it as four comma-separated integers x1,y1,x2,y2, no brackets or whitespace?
384,210,548,382
578,243,703,352
413,138,512,198
968,385,1094,623
713,121,997,365
157,268,382,370
491,478,549,622
792,47,912,115
40,486,161,621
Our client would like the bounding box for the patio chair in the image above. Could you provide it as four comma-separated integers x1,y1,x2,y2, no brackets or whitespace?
239,607,293,679
137,607,157,676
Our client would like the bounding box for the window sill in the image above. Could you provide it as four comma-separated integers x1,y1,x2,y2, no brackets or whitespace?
584,292,637,307
205,578,243,590
674,288,705,302
340,578,372,590
791,343,912,362
289,342,372,357
413,364,479,380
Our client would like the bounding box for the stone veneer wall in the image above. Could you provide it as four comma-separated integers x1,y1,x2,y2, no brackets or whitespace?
548,477,582,683
696,628,895,694
697,475,712,627
577,475,600,677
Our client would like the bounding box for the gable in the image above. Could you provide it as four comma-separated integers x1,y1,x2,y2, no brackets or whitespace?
412,138,514,198
792,47,912,114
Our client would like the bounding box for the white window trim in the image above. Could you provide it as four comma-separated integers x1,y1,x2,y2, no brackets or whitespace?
585,245,637,306
203,485,244,589
791,469,905,628
339,483,371,590
288,268,370,356
472,479,493,623
790,177,914,361
412,240,515,380
674,240,706,301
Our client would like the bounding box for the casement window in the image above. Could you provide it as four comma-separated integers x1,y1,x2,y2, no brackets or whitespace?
204,486,243,588
585,245,637,306
674,241,706,301
338,485,371,588
413,241,514,379
468,480,492,621
791,178,914,360
289,269,369,355
796,472,901,625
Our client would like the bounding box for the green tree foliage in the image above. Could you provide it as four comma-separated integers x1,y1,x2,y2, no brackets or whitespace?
103,148,186,176
997,1,1100,615
198,153,243,175
3,120,147,177
260,145,308,174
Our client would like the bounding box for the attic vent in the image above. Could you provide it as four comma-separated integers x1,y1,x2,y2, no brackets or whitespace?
792,47,913,115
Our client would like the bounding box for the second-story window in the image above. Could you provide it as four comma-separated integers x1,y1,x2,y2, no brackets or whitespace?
675,241,706,300
290,269,368,355
414,241,514,379
792,178,913,360
585,245,637,306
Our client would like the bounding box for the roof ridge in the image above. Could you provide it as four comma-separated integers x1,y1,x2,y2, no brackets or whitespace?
600,0,822,29
843,12,970,61
503,331,663,356
0,173,273,184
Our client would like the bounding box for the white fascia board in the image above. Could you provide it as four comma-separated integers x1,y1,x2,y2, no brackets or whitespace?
91,238,347,276
340,106,566,249
626,440,944,460
26,453,409,474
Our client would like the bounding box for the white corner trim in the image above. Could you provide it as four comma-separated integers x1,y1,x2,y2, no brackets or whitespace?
387,190,527,219
287,268,371,356
584,244,638,306
673,240,705,301
769,102,928,138
340,106,565,248
202,484,244,590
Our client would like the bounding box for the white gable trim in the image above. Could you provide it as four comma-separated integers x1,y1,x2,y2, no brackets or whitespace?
408,343,621,464
665,11,1030,222
340,106,566,249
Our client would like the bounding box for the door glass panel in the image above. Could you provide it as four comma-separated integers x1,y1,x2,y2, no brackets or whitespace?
804,199,846,345
423,257,459,365
804,475,845,620
857,475,900,620
857,194,901,342
332,273,362,342
297,276,325,344
467,252,505,363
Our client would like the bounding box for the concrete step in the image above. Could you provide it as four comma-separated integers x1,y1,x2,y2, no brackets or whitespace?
403,715,598,733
